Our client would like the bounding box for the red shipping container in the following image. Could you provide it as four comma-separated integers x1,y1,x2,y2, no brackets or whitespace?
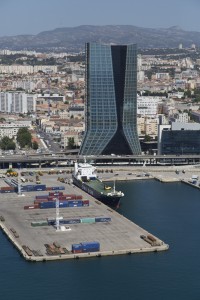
48,195,66,201
24,204,40,210
72,249,83,254
49,192,63,196
82,200,89,206
75,195,83,200
48,196,55,201
58,196,67,201
46,187,52,191
34,199,48,204
1,186,15,191
34,204,40,209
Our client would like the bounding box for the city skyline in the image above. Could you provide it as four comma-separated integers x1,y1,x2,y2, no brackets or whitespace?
0,0,200,37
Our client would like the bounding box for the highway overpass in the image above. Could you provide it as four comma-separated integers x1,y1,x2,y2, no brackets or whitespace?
1,153,200,169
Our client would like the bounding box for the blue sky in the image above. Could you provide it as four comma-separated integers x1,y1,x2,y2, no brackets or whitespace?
0,0,199,36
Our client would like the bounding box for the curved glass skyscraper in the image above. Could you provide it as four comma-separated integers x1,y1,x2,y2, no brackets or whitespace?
80,43,141,155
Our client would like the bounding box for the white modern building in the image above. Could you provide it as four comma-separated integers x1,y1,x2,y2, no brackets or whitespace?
170,112,189,123
0,123,29,139
137,96,162,116
0,65,57,74
0,92,36,113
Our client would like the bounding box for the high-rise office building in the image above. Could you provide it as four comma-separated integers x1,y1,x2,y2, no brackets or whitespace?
80,43,141,155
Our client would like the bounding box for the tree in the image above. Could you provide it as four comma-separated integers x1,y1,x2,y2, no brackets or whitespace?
32,141,39,150
184,90,192,98
0,136,16,150
144,135,152,142
17,128,32,148
67,137,75,149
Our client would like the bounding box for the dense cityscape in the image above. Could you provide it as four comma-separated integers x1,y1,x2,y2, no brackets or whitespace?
1,0,200,298
1,44,200,157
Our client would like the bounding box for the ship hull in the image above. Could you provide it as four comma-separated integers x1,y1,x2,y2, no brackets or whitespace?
72,176,121,208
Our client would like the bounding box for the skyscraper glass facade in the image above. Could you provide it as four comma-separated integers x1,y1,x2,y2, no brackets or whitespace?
161,130,200,155
80,43,141,155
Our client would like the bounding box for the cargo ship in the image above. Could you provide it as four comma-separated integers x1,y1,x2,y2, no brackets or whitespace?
72,161,124,207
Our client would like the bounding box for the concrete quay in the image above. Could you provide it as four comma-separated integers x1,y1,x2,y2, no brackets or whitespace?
99,165,200,184
0,172,168,262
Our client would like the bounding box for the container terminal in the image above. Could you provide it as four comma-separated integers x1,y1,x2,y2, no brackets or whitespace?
1,162,200,263
0,169,169,262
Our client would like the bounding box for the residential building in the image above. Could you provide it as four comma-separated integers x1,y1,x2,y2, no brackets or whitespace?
0,65,57,74
170,112,189,123
0,92,36,113
0,123,29,139
137,116,158,136
61,131,80,149
137,96,162,116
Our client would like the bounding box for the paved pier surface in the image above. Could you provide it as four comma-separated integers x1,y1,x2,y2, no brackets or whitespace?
0,171,168,261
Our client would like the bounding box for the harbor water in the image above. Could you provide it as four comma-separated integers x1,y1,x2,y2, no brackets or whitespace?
1,180,200,299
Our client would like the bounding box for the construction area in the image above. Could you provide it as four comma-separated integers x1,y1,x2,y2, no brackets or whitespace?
0,169,169,261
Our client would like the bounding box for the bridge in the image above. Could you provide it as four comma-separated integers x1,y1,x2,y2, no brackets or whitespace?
1,153,200,170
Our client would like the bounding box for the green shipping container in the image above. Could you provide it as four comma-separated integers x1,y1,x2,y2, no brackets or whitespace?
80,218,95,224
31,221,48,227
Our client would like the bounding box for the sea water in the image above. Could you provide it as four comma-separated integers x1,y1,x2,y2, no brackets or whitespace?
1,180,200,300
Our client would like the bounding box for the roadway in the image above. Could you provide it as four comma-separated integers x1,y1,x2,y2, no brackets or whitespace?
0,153,200,169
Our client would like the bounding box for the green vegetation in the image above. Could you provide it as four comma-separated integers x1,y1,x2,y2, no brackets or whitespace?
0,54,57,66
0,136,16,150
67,54,85,62
67,137,75,149
142,90,168,97
144,135,152,142
17,128,32,148
32,141,39,150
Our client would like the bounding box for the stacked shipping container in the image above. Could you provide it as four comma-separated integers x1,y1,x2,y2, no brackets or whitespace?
72,241,100,253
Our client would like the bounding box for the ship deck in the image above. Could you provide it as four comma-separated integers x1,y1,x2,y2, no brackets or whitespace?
84,178,114,195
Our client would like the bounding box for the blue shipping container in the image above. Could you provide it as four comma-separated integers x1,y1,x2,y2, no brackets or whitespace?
68,202,82,207
23,185,34,188
57,186,65,190
51,186,65,191
59,202,68,208
61,219,81,224
72,244,83,251
48,220,55,225
40,201,69,209
36,185,46,189
81,241,100,249
95,217,111,223
35,195,48,199
25,188,34,192
33,187,46,192
70,200,83,204
39,202,55,209
82,248,100,253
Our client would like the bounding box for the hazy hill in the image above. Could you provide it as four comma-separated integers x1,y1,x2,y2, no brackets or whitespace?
0,25,200,52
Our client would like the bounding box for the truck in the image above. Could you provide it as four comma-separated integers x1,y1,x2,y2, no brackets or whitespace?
36,175,41,184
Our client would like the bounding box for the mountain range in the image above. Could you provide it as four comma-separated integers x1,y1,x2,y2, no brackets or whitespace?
1,25,200,52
